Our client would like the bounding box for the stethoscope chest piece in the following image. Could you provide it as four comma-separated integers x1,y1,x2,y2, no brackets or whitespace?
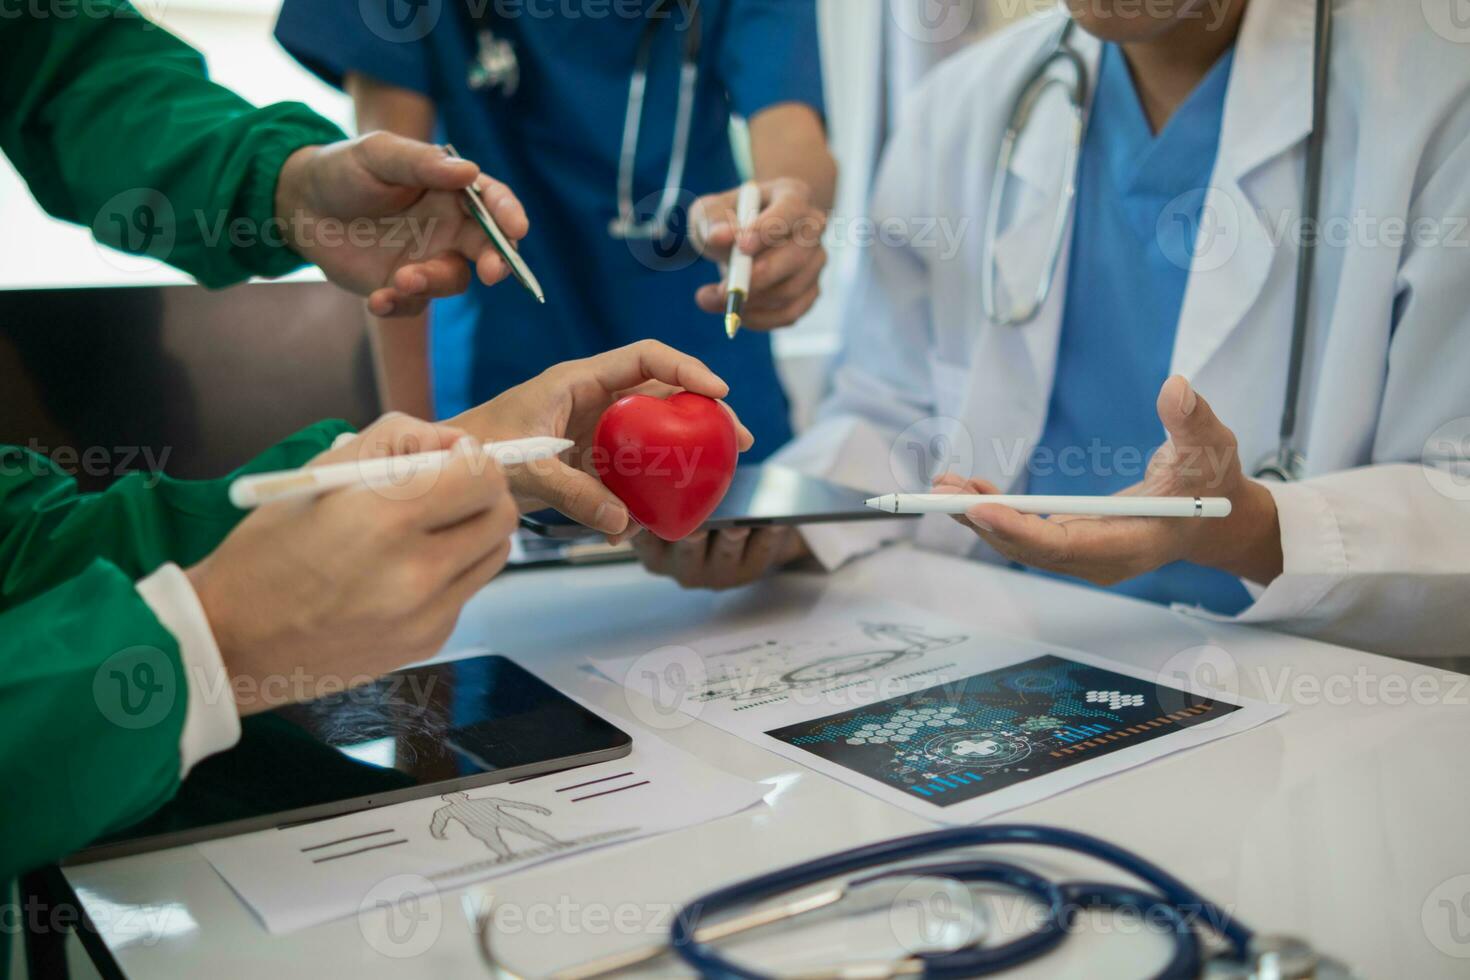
468,29,519,97
1204,934,1357,980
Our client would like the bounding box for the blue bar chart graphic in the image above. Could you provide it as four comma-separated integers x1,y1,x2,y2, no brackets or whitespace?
1054,723,1110,744
909,772,985,797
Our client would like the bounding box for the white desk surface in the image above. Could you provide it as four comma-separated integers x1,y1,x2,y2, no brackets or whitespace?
64,546,1470,978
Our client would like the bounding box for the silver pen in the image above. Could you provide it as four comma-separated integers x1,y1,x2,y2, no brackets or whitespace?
445,143,545,304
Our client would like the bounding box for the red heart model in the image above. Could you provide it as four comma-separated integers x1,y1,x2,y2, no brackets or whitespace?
593,392,738,541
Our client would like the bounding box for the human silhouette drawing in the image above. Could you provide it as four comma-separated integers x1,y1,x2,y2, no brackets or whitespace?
428,792,564,860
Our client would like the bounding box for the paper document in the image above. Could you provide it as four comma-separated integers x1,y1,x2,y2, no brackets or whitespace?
201,729,766,934
595,600,1283,824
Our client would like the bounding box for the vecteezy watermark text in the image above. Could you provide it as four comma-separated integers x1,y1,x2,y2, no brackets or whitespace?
93,189,443,270
0,441,171,487
0,0,163,22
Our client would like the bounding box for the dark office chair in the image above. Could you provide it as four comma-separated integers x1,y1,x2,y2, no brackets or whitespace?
0,280,380,489
0,279,379,980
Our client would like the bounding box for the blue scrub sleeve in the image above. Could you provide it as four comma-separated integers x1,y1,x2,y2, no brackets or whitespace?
274,0,434,97
717,0,826,121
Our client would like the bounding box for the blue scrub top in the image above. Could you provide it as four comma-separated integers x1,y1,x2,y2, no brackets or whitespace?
1028,43,1249,615
275,0,825,458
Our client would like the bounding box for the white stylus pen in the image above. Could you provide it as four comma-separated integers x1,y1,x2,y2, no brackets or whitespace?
723,181,762,339
229,437,573,509
866,494,1233,519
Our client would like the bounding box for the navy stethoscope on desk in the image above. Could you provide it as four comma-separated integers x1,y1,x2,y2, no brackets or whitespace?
467,0,703,242
981,0,1335,484
474,823,1358,979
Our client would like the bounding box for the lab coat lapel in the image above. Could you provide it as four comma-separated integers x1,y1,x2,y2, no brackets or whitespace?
1170,0,1317,380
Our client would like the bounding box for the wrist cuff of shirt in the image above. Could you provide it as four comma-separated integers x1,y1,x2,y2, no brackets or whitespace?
1260,479,1349,579
800,520,902,572
1184,479,1346,626
236,105,349,280
135,563,242,777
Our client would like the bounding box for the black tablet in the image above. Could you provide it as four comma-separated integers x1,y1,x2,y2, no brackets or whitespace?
521,465,920,540
68,655,631,863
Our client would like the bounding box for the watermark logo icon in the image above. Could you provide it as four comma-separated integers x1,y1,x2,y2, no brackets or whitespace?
1424,0,1470,43
93,646,176,730
92,188,176,273
888,876,985,956
354,425,449,502
359,874,442,959
890,417,976,492
891,0,976,44
360,0,442,43
1156,186,1240,273
1421,417,1470,502
1423,874,1470,958
621,645,707,730
1154,644,1240,728
621,187,704,273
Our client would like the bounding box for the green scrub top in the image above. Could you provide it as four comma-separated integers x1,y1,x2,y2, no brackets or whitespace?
0,0,344,287
0,0,359,943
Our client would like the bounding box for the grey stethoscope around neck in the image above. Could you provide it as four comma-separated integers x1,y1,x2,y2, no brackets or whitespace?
608,0,703,241
466,0,702,242
982,0,1335,484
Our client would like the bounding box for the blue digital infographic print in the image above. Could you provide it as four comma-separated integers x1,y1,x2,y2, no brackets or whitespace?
764,655,1240,807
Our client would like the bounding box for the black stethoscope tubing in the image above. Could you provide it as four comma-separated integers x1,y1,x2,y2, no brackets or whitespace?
669,824,1246,979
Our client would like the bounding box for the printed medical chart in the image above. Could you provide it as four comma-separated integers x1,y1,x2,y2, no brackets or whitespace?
595,600,1283,824
200,729,766,934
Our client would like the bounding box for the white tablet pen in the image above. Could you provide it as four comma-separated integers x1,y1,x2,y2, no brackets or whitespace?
866,494,1233,519
723,181,762,339
229,437,573,509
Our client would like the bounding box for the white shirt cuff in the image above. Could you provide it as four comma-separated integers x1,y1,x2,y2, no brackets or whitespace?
135,563,242,777
1179,479,1345,626
800,519,907,571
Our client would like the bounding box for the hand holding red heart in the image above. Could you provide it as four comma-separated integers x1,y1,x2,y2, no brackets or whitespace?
450,341,754,539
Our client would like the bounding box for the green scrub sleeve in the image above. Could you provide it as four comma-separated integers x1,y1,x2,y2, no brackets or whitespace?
0,1,348,287
0,421,351,884
0,420,353,611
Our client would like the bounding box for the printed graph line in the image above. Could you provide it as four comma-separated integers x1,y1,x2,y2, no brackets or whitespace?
556,771,636,793
570,780,651,803
311,838,409,863
1050,704,1219,756
300,828,395,853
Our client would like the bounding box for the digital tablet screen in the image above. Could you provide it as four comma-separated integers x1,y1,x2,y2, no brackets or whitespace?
522,465,919,539
71,656,631,862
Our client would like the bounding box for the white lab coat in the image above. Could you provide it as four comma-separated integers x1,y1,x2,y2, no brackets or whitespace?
776,0,1470,660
